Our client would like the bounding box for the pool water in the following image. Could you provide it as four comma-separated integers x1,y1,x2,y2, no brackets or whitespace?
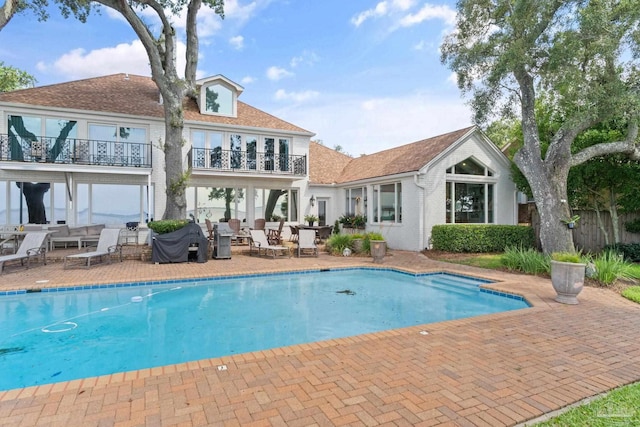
0,269,528,390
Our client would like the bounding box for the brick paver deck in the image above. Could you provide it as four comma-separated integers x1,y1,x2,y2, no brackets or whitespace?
1,247,639,426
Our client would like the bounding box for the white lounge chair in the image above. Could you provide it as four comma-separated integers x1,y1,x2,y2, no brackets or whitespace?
0,231,48,274
64,228,123,269
249,230,290,258
296,229,318,257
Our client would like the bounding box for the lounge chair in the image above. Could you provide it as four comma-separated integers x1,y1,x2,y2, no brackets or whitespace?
296,229,318,257
249,229,290,258
289,225,299,242
64,228,123,269
0,231,48,274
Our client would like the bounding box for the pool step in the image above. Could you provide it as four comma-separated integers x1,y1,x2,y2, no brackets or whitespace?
424,277,480,296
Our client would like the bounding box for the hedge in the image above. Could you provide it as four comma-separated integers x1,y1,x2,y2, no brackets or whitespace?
431,224,535,253
147,219,190,234
603,243,640,262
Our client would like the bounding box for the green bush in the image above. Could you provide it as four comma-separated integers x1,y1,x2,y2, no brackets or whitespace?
326,234,353,255
622,286,640,304
502,246,550,274
431,224,535,253
148,219,190,234
624,218,640,234
604,243,640,262
591,250,635,286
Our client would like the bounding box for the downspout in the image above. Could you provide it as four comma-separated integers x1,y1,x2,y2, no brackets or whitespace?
414,169,428,250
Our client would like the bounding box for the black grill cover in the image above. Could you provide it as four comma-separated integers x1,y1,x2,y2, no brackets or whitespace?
151,222,209,263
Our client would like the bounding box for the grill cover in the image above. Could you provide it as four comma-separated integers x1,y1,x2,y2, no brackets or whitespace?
151,222,209,263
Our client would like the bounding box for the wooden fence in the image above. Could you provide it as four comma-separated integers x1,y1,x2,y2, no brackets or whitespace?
528,206,640,252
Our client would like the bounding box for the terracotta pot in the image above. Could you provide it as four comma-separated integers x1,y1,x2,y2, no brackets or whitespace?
550,260,585,304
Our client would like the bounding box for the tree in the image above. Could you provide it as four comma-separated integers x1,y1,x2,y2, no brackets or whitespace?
0,62,36,92
442,0,640,253
208,187,244,221
48,0,224,220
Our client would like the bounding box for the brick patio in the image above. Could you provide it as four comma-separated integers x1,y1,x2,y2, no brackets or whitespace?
1,247,639,426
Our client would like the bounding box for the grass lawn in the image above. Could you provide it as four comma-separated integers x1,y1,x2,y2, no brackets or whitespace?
535,382,640,426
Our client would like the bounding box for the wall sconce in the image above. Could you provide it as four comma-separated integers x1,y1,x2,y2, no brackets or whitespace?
310,195,316,207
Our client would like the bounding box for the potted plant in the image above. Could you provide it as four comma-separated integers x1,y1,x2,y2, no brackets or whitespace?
352,214,367,230
561,215,580,229
368,233,386,263
550,251,586,304
304,214,318,226
351,233,365,253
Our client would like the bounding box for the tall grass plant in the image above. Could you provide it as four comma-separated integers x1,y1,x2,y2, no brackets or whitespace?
501,246,550,275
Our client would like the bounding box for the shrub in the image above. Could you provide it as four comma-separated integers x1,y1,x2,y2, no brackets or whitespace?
591,250,635,287
326,234,353,255
148,219,190,234
624,218,640,234
431,225,535,253
622,286,640,304
502,246,550,275
603,243,640,262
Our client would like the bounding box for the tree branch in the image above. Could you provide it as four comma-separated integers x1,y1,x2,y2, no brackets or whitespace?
570,118,640,166
184,0,201,95
0,0,20,30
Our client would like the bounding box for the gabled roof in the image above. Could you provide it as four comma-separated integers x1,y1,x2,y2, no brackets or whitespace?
310,126,477,184
0,74,312,134
309,142,353,185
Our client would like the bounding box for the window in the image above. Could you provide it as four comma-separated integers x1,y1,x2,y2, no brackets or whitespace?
344,187,366,216
7,116,77,162
230,134,242,169
279,138,289,171
205,84,233,115
445,158,495,224
372,183,401,223
188,186,247,223
255,188,298,221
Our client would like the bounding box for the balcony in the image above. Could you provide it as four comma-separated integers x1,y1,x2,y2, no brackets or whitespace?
189,147,307,176
0,134,152,168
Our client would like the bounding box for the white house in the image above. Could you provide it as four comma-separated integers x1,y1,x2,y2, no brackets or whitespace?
307,127,518,251
0,74,517,251
0,73,314,229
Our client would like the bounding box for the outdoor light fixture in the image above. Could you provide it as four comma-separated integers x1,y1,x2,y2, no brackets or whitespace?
310,195,316,206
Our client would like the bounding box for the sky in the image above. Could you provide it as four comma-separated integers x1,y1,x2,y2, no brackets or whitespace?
0,0,472,156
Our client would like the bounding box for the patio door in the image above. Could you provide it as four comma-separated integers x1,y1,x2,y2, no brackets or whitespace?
318,199,328,226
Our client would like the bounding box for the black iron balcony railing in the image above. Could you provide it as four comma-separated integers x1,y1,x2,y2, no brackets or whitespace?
0,134,152,168
189,147,307,176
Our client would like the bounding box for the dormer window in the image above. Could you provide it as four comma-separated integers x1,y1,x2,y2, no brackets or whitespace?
197,75,244,118
205,84,233,115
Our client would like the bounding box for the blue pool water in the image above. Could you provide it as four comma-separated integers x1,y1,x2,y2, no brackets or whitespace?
0,269,528,390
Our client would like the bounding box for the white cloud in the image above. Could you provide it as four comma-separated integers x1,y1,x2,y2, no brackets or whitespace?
290,50,319,68
272,91,472,155
36,40,193,81
399,3,456,28
229,35,244,50
241,75,256,84
351,0,416,27
266,66,294,81
447,72,458,86
274,89,319,102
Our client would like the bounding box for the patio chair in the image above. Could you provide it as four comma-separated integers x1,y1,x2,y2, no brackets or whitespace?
204,219,215,249
267,218,285,245
227,218,243,244
297,229,318,257
253,218,266,231
248,229,290,258
317,225,333,243
289,225,299,242
64,228,123,269
0,231,48,274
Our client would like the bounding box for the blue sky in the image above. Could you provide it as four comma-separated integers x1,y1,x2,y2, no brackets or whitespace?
0,0,471,156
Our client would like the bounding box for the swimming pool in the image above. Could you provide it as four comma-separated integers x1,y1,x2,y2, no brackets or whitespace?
0,268,528,391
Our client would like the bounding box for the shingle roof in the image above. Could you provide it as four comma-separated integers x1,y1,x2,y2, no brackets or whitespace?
309,142,354,184
310,126,477,184
0,74,312,134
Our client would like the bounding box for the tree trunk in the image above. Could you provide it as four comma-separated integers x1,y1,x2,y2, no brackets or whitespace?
162,97,187,220
17,182,50,224
609,187,620,243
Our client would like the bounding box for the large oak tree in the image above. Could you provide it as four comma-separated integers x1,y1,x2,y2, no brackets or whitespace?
442,0,640,253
